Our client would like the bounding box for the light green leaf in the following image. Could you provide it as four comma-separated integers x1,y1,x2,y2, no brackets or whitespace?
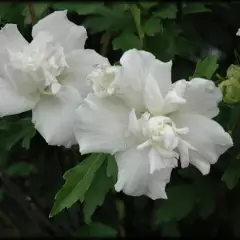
143,17,162,36
182,3,211,15
74,222,117,237
6,162,37,177
191,56,219,80
83,162,113,224
153,184,195,225
130,4,144,43
153,3,177,19
112,32,141,51
222,156,240,190
53,3,104,15
50,154,106,217
106,155,118,183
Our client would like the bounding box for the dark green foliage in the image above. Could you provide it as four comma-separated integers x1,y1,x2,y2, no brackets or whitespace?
0,2,240,237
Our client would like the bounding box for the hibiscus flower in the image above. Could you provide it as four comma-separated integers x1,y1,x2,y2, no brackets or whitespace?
74,49,233,199
0,10,108,147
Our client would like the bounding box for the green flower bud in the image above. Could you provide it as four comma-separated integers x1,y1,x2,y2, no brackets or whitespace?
220,64,240,104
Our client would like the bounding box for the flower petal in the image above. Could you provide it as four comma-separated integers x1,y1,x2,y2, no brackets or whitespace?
74,94,136,154
144,74,163,115
178,78,222,118
151,59,173,97
0,24,28,70
0,77,39,117
115,146,172,200
32,10,87,53
120,49,156,91
32,86,82,147
172,113,233,173
62,49,109,98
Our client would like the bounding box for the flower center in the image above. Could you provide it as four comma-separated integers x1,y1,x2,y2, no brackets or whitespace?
87,63,119,97
7,32,69,95
128,110,189,153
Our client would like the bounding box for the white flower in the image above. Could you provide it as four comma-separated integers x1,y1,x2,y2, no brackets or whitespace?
74,49,233,199
0,10,108,147
237,28,240,36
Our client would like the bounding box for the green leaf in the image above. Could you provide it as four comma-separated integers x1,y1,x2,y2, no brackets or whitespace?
83,4,134,34
153,3,177,19
153,184,195,225
130,4,144,43
143,17,162,36
222,156,240,190
53,3,104,15
0,3,13,19
182,3,211,15
6,162,37,177
112,32,141,51
74,222,117,237
22,3,49,24
4,118,36,151
191,56,219,80
139,2,158,10
83,162,113,224
50,153,106,217
106,155,118,183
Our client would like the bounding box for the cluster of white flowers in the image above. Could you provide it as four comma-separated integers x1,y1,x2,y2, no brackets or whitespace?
0,11,233,200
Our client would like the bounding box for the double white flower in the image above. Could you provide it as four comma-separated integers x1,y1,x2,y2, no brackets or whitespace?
74,49,233,200
0,10,108,147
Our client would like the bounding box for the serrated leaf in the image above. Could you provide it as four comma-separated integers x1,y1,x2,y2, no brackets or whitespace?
143,17,162,36
182,3,211,15
153,3,177,19
83,4,134,34
112,32,141,51
53,3,104,15
153,184,195,225
50,154,105,217
74,222,117,237
191,56,219,80
6,162,37,177
83,162,113,224
222,156,240,190
106,155,118,183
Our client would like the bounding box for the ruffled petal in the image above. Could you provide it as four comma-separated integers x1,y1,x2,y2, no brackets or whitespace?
172,113,233,173
32,10,87,53
74,94,136,154
32,86,82,147
115,146,173,200
62,49,109,98
178,78,222,118
0,77,39,117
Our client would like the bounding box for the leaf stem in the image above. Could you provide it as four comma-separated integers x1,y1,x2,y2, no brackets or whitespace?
28,4,36,25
